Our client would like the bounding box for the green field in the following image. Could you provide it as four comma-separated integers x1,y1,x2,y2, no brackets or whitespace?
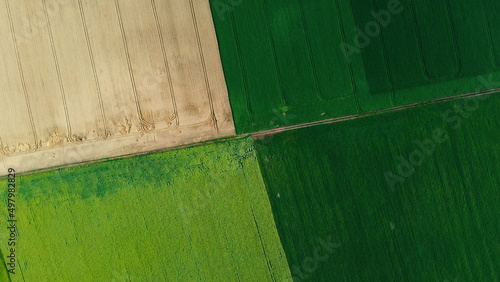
255,92,499,281
1,1,499,281
211,0,500,133
0,138,291,281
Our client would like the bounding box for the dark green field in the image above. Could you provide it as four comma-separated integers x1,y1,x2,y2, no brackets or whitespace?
255,93,499,281
211,0,500,133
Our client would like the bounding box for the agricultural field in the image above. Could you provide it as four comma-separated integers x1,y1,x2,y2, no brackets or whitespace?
255,92,499,281
0,0,234,176
0,1,498,281
210,0,500,133
0,137,291,281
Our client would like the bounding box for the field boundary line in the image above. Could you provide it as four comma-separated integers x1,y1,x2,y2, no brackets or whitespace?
4,88,498,178
251,88,500,138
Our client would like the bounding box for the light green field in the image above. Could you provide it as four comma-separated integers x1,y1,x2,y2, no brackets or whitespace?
0,137,290,281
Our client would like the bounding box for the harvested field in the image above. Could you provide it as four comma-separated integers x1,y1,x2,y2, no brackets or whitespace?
211,0,500,133
0,1,498,280
0,137,290,281
0,0,234,176
255,93,499,281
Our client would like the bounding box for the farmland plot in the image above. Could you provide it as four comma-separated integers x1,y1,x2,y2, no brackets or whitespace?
211,0,500,133
0,0,234,176
0,137,291,281
255,93,499,281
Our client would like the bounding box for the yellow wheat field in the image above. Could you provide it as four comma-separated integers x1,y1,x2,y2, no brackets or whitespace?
0,0,234,175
